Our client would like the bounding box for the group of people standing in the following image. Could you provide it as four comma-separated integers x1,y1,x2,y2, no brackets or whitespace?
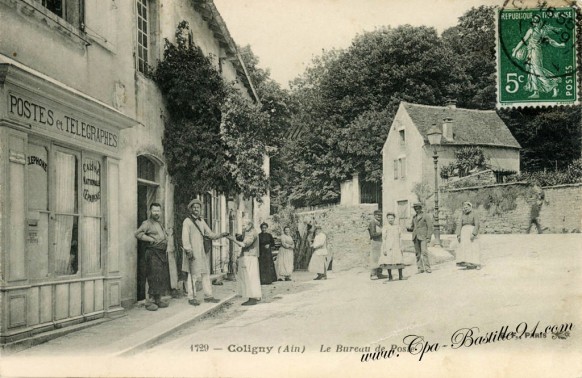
367,201,483,281
135,197,488,311
135,199,298,310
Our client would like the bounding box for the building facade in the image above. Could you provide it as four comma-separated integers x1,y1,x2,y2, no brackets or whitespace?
382,101,521,226
0,0,264,345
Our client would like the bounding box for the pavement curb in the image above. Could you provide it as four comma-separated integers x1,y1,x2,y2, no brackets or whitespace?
113,293,237,357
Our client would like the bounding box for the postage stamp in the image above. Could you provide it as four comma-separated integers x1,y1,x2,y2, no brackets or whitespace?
496,5,579,107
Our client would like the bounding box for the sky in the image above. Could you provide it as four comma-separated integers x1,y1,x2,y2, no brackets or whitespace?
214,0,500,87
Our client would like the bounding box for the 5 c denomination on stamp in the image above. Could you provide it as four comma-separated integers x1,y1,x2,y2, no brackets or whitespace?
496,3,579,107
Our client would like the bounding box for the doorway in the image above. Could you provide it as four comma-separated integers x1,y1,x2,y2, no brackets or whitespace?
136,156,160,301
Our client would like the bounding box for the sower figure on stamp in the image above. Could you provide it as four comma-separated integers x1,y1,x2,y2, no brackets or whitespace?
511,18,565,99
135,202,170,311
229,219,262,306
407,203,433,274
368,210,387,280
181,199,229,306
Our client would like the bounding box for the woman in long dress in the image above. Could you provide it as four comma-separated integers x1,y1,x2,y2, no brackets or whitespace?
258,222,278,284
277,226,295,281
379,212,406,281
308,226,328,280
456,202,481,270
229,220,262,305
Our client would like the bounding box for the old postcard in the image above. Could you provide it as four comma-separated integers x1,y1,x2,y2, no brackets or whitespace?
0,0,580,377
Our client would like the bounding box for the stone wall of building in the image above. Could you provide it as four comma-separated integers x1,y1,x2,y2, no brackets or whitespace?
439,183,582,234
296,204,379,271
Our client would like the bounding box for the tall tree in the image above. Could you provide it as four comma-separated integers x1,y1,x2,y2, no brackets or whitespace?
286,26,463,206
238,45,295,209
442,5,497,109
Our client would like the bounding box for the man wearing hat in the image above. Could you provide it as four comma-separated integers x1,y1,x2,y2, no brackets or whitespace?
368,210,387,279
407,202,433,273
182,199,229,306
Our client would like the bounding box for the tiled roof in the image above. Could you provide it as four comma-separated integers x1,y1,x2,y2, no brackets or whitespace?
402,102,521,149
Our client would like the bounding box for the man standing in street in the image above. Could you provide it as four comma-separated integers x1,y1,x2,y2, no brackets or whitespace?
527,189,546,234
407,203,433,274
135,203,170,311
368,210,387,280
182,199,229,306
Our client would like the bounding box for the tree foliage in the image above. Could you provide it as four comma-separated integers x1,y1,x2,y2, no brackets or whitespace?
285,26,463,206
281,7,580,207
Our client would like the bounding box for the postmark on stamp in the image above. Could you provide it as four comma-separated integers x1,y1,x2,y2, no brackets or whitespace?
496,3,579,107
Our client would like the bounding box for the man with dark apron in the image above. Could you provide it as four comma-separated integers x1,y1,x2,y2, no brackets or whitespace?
135,202,170,311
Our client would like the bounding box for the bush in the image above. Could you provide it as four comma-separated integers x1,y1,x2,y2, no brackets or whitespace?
508,159,582,186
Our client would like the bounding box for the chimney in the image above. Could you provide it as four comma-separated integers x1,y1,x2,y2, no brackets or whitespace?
446,99,457,109
443,117,454,141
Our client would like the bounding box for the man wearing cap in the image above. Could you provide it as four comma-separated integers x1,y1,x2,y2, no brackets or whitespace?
135,202,170,311
407,202,433,273
182,199,229,306
368,210,387,279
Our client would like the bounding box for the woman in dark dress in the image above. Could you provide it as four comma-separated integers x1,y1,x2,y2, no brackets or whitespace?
258,222,278,284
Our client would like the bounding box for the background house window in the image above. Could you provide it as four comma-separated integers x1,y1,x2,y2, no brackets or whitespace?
394,158,406,180
397,200,409,219
393,159,399,180
40,0,83,28
400,157,406,179
399,129,405,145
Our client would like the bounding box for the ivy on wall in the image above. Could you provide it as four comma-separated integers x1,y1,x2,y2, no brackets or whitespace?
152,21,270,204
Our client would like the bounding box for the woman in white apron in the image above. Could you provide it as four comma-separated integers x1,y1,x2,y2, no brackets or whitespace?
456,202,481,269
308,226,328,280
379,212,406,281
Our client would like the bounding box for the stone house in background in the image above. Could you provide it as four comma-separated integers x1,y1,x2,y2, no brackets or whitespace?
382,101,521,226
0,0,265,345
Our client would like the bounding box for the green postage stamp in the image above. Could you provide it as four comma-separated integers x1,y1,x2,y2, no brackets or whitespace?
497,5,579,107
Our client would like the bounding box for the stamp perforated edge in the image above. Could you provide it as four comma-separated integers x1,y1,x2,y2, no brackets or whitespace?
495,3,581,109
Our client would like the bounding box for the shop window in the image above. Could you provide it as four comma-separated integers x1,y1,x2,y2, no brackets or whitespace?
81,156,102,273
40,0,84,29
54,149,79,275
27,141,104,278
27,143,50,279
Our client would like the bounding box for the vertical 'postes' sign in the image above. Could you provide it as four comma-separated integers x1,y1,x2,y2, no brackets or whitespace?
497,6,578,108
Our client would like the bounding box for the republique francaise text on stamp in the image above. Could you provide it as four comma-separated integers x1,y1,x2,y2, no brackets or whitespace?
497,4,579,107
